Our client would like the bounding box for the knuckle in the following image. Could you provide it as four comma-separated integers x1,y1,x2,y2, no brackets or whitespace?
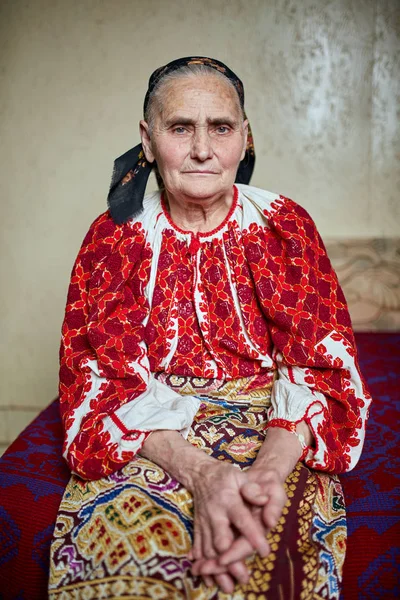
204,542,217,559
229,560,247,577
214,535,230,553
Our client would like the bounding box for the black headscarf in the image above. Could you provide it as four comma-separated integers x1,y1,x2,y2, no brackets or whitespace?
107,56,255,225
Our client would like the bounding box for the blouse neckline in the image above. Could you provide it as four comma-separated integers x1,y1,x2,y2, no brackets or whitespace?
160,185,239,238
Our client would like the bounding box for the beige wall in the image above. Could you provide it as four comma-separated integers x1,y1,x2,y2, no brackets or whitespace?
0,0,399,454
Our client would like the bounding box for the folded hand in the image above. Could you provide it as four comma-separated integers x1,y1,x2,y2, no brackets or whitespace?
189,463,287,593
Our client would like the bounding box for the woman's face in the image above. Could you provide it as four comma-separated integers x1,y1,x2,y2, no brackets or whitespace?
140,74,248,203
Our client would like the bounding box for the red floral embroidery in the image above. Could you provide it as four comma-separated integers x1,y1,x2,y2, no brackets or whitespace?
145,229,208,376
59,213,152,479
198,236,264,377
223,222,272,356
59,194,371,479
243,199,370,472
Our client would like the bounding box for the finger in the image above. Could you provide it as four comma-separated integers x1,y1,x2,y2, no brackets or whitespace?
228,560,250,585
219,534,269,566
262,502,281,530
203,575,214,588
228,503,269,557
262,486,287,529
201,559,249,584
240,482,269,506
216,506,266,566
215,572,235,594
197,557,230,576
210,517,235,554
192,558,209,577
202,524,218,560
192,521,203,561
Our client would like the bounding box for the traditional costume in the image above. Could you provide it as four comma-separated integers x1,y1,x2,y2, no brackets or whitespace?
49,57,371,600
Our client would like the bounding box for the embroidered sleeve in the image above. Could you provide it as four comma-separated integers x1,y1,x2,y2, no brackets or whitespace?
249,197,372,473
59,212,199,480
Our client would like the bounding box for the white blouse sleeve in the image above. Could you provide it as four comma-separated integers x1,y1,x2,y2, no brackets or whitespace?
102,376,201,451
268,330,371,474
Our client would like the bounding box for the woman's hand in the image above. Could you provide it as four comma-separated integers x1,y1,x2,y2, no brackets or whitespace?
215,468,287,567
188,460,276,592
189,461,271,562
138,426,306,593
191,467,287,589
190,425,309,592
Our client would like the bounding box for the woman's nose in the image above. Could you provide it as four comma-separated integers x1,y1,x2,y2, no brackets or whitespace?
190,129,213,161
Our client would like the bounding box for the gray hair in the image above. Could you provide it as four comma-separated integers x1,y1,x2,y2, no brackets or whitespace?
144,64,244,133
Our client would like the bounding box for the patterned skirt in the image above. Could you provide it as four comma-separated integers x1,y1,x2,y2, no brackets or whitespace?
49,374,346,599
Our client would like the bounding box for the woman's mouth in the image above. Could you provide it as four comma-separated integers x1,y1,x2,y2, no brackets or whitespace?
183,171,219,174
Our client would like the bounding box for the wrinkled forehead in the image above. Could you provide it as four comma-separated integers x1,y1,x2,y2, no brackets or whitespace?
144,56,245,112
153,74,243,123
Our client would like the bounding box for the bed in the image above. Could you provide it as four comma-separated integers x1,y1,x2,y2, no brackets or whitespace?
0,332,399,599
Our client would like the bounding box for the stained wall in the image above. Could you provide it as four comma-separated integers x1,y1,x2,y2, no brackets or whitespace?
0,0,399,454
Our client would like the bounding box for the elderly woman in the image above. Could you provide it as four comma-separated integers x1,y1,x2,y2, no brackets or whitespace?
50,57,371,599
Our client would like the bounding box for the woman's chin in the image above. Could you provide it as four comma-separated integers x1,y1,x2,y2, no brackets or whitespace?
175,179,232,200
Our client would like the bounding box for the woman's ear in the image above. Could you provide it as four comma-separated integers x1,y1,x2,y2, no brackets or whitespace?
140,120,155,163
241,119,249,161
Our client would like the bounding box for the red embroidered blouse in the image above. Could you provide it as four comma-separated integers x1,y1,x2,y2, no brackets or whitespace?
59,185,371,479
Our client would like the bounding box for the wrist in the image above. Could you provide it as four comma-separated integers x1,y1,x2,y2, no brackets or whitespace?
264,419,313,459
139,430,215,493
252,427,304,482
181,454,216,493
249,462,286,485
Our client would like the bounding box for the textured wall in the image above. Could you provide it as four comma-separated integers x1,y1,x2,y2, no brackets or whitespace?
325,238,400,330
0,0,399,454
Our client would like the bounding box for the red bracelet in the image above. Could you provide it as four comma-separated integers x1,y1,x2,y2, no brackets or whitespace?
265,419,309,462
264,418,297,433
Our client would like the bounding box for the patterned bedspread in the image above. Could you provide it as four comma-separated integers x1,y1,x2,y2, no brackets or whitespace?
0,332,399,599
340,333,400,598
